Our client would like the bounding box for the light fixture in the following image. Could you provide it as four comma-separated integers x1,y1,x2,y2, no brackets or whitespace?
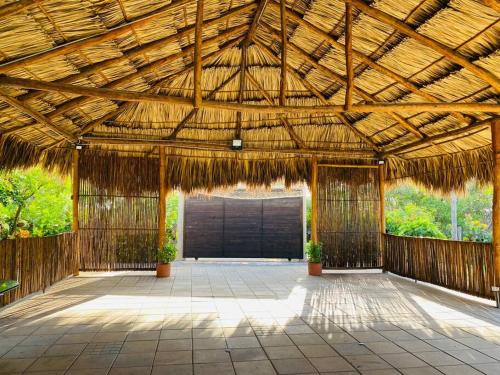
75,144,83,150
232,139,243,150
378,159,385,165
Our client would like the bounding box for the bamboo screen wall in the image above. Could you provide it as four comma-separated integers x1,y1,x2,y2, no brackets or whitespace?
78,152,159,270
318,167,381,268
385,234,494,299
0,233,77,306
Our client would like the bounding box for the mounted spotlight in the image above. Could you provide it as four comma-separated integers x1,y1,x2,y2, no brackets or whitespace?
232,139,243,150
378,159,385,165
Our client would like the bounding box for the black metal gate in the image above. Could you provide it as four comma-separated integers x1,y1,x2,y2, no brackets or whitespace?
184,195,303,259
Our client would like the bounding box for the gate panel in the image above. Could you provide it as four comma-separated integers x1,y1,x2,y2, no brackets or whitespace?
184,196,224,258
223,199,262,257
262,198,303,259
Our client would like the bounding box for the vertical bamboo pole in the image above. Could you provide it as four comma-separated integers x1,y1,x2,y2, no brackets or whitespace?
159,147,167,251
279,0,287,107
378,163,386,270
311,157,318,243
71,149,80,276
492,121,500,289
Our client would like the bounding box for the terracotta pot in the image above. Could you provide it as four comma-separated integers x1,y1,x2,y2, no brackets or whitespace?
308,262,322,276
156,263,171,278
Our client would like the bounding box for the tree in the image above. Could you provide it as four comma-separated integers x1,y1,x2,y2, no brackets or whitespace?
0,168,71,239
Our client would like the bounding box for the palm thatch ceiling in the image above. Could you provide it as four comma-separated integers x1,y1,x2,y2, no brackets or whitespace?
0,0,498,177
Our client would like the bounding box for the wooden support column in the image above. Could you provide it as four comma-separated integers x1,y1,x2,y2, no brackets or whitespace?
311,157,319,243
159,147,167,250
378,163,386,270
492,120,500,287
344,0,353,110
71,149,80,276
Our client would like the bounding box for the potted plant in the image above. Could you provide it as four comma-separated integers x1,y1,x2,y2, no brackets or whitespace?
156,241,177,278
305,240,322,276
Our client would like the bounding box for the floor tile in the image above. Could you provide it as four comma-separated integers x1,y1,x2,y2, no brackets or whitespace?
298,344,338,358
233,360,276,375
158,339,192,351
309,356,355,372
113,352,155,367
193,349,231,363
194,362,235,375
271,358,316,374
229,348,267,362
264,345,304,359
154,350,193,365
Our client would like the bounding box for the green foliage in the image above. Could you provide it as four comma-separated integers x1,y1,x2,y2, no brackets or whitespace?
0,168,71,239
165,192,179,239
305,240,322,263
386,204,446,239
158,241,177,264
385,182,492,241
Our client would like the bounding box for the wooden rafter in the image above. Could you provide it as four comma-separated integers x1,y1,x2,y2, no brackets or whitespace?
351,0,500,92
170,70,241,139
269,2,473,126
29,27,247,127
344,0,353,110
81,135,373,157
193,0,204,108
0,92,77,142
252,39,379,151
2,76,499,114
245,0,270,45
260,22,426,139
19,36,243,139
235,44,248,139
246,69,305,149
383,117,499,157
0,0,197,73
17,3,256,104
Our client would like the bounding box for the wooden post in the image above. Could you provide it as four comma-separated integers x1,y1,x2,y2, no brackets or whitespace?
279,0,287,107
158,147,167,250
492,120,500,287
378,163,386,270
71,149,80,276
311,157,318,244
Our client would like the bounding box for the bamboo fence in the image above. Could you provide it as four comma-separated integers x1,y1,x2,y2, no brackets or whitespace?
0,232,76,306
384,234,494,299
78,178,159,270
318,166,381,268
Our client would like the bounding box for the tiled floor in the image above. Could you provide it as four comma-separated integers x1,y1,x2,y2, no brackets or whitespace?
1,262,500,374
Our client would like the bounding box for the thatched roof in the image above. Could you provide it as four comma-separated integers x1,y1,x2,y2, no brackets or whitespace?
0,0,498,191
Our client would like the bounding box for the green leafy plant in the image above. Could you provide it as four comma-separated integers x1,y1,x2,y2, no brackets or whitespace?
305,241,322,263
158,241,177,264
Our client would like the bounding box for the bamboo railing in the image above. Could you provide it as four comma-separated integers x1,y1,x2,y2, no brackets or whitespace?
0,232,77,306
384,234,494,299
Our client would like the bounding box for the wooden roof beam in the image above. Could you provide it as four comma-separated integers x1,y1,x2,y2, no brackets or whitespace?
245,0,270,45
235,44,248,140
16,3,256,104
81,135,374,157
351,0,500,92
41,27,247,122
0,0,197,73
193,0,204,109
268,2,474,126
0,92,77,142
253,39,380,151
259,22,426,139
382,117,499,157
2,76,499,114
246,69,306,149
